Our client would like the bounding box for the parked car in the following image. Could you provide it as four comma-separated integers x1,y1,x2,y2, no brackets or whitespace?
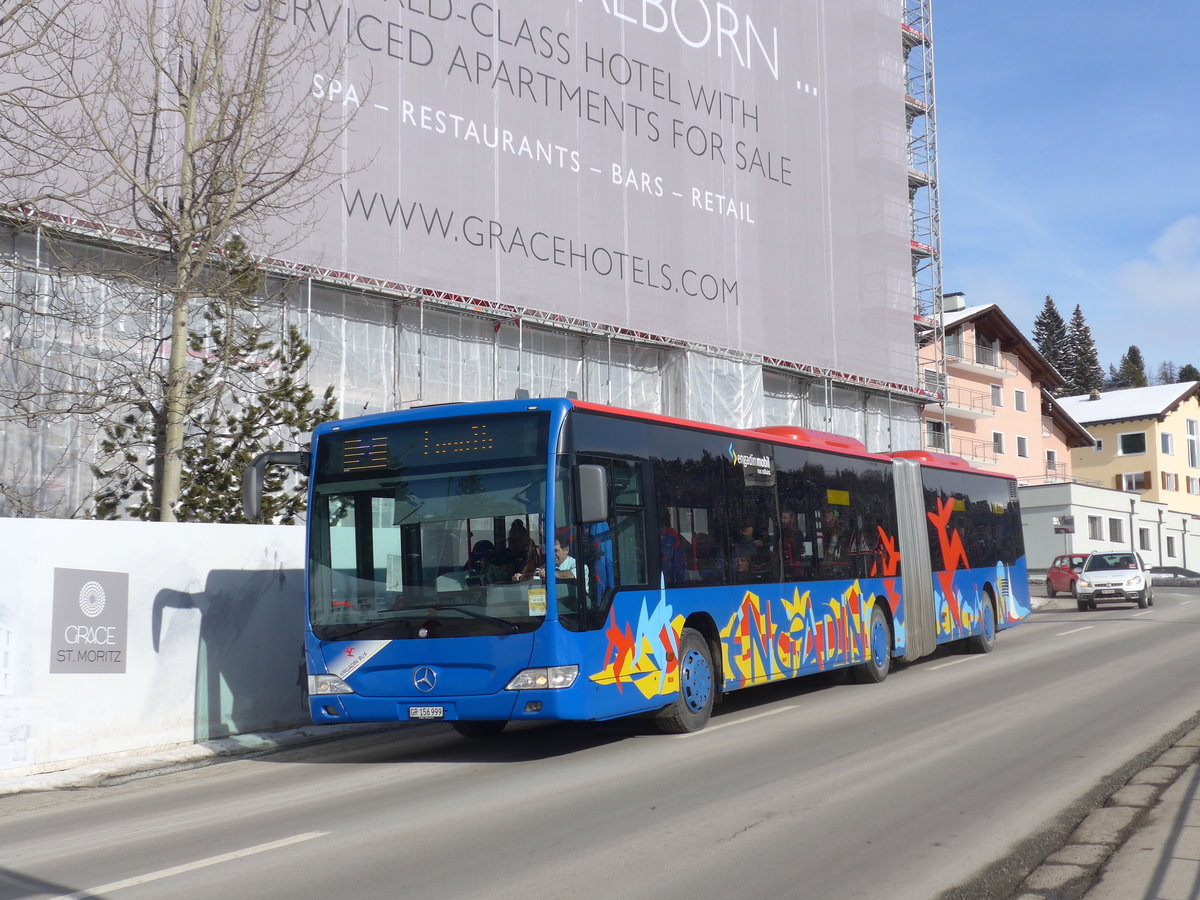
1075,552,1154,611
1045,554,1089,598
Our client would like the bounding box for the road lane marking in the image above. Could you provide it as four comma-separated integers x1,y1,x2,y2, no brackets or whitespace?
928,656,983,671
674,705,801,738
1056,626,1094,636
1131,611,1154,618
1181,600,1193,606
55,832,329,899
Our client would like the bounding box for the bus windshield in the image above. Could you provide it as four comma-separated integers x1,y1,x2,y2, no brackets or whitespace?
308,412,550,640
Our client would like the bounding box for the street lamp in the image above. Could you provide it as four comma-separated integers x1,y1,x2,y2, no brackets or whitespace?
1129,497,1137,553
1157,508,1164,568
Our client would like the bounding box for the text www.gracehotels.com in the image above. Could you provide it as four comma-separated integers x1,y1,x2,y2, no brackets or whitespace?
340,187,739,304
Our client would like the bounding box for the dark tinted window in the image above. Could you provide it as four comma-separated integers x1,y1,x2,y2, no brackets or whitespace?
776,446,897,581
922,469,1023,570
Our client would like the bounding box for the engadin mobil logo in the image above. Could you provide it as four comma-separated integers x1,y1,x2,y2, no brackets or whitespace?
730,443,772,474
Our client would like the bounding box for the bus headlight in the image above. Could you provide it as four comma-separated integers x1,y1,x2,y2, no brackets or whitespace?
308,674,353,695
506,666,578,690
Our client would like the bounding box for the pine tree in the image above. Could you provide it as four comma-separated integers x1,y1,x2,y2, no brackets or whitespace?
1105,363,1129,391
1032,295,1069,386
91,239,337,521
1180,364,1200,382
92,320,336,522
1063,305,1104,396
1111,346,1149,389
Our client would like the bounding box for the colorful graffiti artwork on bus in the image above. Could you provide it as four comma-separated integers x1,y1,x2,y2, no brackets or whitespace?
591,596,686,700
927,496,1030,639
589,578,906,699
720,581,902,689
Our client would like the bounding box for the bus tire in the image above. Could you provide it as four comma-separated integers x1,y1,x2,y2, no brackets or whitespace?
852,603,892,684
655,628,714,734
452,720,507,738
967,597,996,654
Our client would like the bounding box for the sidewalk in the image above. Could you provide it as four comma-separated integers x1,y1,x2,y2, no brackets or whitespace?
0,723,389,797
1014,725,1200,899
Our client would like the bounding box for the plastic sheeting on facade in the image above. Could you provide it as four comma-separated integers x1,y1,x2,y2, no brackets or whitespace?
2,239,924,516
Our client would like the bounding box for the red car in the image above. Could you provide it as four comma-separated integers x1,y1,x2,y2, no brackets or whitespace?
1045,554,1089,597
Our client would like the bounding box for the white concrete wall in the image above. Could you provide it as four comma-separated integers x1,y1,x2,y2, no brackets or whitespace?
1019,482,1199,572
0,520,306,777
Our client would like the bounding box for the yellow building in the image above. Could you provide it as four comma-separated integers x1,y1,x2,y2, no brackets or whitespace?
1061,383,1200,516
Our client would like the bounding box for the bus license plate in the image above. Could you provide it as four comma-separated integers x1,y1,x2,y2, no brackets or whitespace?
409,706,444,719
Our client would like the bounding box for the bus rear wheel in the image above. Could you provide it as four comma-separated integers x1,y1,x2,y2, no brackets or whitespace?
452,720,507,738
852,603,892,684
967,598,996,654
655,627,714,734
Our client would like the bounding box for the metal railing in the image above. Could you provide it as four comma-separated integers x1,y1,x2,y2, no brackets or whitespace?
943,340,1018,376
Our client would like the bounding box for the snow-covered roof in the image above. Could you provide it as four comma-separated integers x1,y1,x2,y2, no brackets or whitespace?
941,304,992,329
1059,382,1200,425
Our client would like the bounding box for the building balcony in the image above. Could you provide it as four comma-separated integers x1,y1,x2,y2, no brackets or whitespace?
923,432,997,466
938,383,995,419
944,342,1018,378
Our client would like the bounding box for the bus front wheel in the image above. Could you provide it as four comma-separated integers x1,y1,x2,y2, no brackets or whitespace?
852,603,892,684
655,628,714,734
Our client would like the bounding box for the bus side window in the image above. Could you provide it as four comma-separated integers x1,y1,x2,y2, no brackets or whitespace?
610,460,647,587
576,457,649,629
652,454,726,586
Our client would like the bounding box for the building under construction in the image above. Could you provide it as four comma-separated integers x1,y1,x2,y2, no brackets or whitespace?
0,0,946,516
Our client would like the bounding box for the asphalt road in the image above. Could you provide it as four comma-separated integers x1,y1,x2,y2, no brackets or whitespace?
4,588,1200,900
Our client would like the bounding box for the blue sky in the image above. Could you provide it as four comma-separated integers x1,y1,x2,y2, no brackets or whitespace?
932,2,1200,377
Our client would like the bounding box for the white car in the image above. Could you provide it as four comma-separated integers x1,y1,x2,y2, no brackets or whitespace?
1075,552,1154,611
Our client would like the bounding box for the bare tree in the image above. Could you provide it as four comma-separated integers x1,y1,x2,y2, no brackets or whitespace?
2,0,358,519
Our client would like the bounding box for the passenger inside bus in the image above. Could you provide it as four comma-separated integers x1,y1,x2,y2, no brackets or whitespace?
502,520,542,583
691,532,723,583
780,505,807,580
659,519,689,587
732,521,772,581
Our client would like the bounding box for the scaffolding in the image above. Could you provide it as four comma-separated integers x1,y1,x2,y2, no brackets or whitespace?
904,0,947,437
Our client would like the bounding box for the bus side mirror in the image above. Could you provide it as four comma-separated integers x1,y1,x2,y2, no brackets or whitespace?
243,451,310,521
576,464,608,524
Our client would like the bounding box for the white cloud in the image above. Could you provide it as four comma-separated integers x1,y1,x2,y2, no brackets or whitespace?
1097,217,1200,366
1114,216,1200,310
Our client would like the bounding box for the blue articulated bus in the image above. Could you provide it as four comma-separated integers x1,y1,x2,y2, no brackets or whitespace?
244,398,1030,736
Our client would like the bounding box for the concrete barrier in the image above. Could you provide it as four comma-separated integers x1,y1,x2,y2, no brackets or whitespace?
0,519,307,777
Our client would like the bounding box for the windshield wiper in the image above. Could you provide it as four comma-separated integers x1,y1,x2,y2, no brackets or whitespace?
428,605,520,633
324,621,392,640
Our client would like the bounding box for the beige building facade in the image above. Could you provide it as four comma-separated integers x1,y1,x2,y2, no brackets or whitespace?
1060,383,1200,518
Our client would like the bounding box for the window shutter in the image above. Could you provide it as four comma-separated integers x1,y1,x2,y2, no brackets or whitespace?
1144,471,1152,489
1162,471,1169,489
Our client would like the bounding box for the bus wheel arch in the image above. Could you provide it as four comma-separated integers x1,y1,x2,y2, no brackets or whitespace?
966,587,997,654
